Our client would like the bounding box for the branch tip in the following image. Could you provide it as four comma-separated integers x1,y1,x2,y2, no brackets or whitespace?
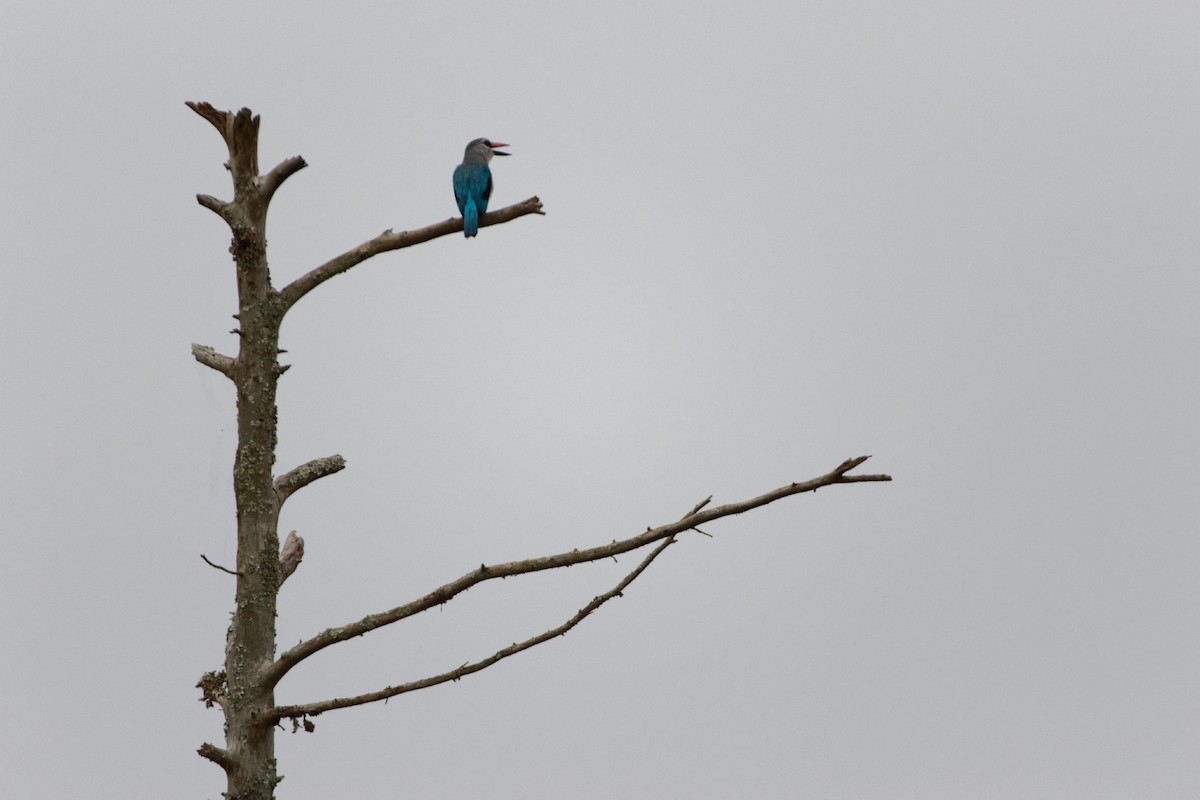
196,194,229,219
185,101,227,136
261,155,308,201
275,455,347,504
192,343,234,377
681,495,713,520
198,742,233,770
280,531,305,584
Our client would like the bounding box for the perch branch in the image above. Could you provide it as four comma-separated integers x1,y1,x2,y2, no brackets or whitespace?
273,536,675,721
262,456,889,689
275,455,346,505
278,196,546,311
191,343,234,376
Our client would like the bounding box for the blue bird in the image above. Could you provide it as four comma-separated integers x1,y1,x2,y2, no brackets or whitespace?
453,138,510,238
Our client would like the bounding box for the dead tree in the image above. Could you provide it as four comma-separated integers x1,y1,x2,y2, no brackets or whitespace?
187,102,891,800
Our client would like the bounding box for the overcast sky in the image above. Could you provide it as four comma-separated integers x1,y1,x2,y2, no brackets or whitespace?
3,2,1198,798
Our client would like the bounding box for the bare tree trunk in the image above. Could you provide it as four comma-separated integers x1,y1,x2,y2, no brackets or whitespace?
189,104,293,800
223,252,283,800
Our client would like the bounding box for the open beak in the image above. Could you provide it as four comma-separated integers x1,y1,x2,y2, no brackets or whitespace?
490,142,511,156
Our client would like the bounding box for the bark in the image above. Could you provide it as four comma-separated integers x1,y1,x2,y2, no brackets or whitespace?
188,103,289,800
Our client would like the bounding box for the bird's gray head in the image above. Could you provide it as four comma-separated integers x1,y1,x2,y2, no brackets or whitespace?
463,138,511,164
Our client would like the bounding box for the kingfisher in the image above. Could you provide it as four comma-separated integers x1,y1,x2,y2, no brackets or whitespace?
453,138,510,238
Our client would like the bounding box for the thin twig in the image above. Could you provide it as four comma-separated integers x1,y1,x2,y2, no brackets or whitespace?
681,496,712,519
200,554,240,576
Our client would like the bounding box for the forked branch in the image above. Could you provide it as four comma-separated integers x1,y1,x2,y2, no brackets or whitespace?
185,101,307,213
262,456,889,690
273,536,676,722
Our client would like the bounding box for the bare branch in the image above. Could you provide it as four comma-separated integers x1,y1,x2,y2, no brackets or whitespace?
681,495,712,519
200,554,240,576
196,194,231,219
197,742,233,770
226,108,260,176
260,155,308,204
274,455,346,505
278,196,546,311
185,101,230,140
273,536,675,721
191,343,234,376
262,456,889,689
279,531,305,584
185,101,263,181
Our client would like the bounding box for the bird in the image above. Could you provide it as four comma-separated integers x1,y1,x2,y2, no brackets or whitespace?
453,138,510,237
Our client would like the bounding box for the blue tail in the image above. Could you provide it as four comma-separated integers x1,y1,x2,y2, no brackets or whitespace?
463,199,479,238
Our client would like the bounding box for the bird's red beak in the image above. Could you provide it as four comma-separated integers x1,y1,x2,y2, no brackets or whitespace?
490,142,511,155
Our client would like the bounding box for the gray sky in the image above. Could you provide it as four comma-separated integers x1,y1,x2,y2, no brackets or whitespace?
3,2,1198,798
